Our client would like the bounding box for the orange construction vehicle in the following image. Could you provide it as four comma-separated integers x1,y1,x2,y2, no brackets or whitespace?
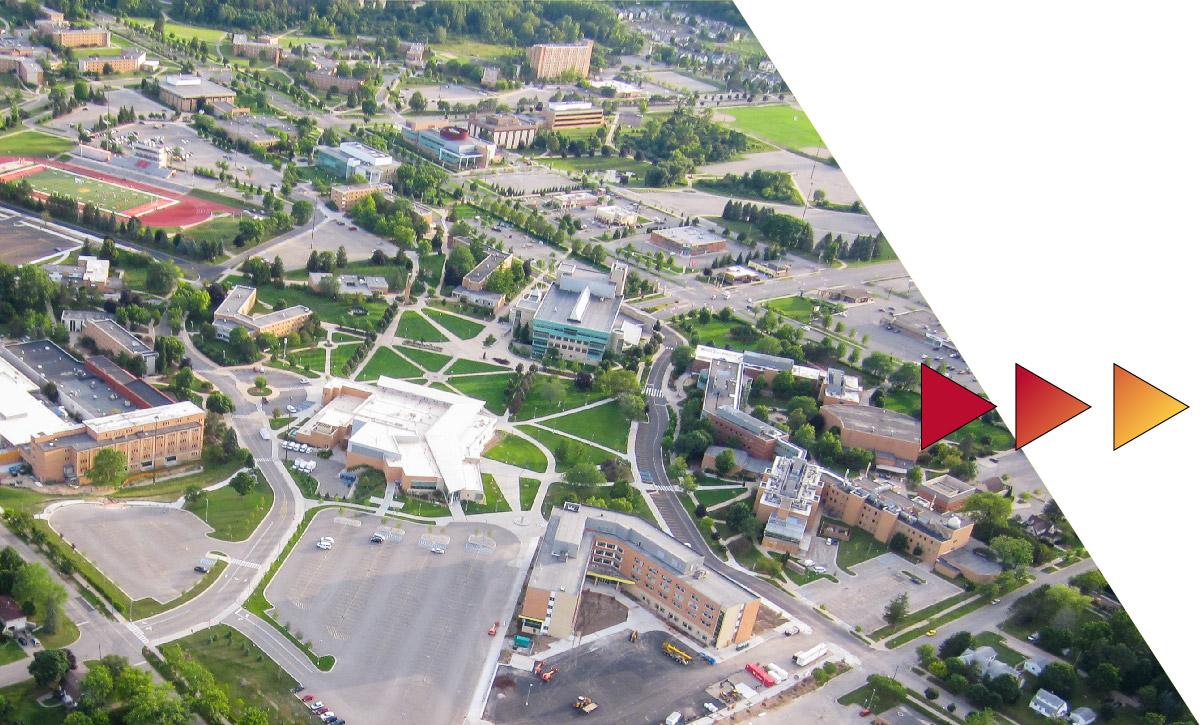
488,621,499,636
541,666,558,682
534,660,545,675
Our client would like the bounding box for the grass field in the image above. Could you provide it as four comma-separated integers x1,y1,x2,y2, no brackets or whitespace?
395,311,448,342
184,214,241,245
0,678,65,725
448,373,516,415
21,166,162,213
693,487,744,508
688,318,757,351
542,154,654,182
445,358,507,375
356,346,423,381
398,346,451,372
765,295,817,322
184,470,273,541
332,331,362,343
0,130,75,158
483,431,548,473
330,342,362,374
881,389,920,417
418,253,444,283
949,418,1016,451
162,21,226,47
519,477,541,511
540,482,655,525
432,40,515,60
256,284,389,331
516,425,614,471
836,525,890,573
0,640,26,666
510,374,607,421
282,34,346,48
286,345,327,371
722,104,825,152
462,473,512,515
543,400,629,452
176,624,315,723
425,308,484,339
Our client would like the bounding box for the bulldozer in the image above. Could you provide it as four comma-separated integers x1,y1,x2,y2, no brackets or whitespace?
574,696,598,714
629,630,638,642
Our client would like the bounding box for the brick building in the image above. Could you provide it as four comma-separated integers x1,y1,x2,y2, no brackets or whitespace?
83,318,158,374
528,40,593,79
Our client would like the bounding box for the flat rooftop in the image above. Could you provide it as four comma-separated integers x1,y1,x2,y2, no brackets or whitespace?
85,401,204,436
654,225,726,247
0,357,73,447
822,404,920,442
89,318,153,355
215,285,255,316
160,75,234,98
3,340,127,419
535,270,622,333
921,474,974,500
464,252,508,286
702,358,741,415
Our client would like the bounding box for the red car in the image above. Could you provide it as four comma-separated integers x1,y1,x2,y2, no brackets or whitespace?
302,695,314,702
314,707,329,715
349,226,358,231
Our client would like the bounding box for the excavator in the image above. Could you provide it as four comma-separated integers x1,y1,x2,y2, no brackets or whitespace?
533,660,546,675
541,666,558,682
574,696,598,714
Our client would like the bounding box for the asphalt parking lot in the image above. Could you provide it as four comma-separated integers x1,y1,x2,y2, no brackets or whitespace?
42,87,171,134
0,211,76,265
800,553,962,629
252,210,400,271
265,510,522,724
486,629,819,725
49,503,218,603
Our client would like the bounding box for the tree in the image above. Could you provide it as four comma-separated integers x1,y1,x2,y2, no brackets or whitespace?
670,345,695,375
964,710,997,725
916,643,937,668
235,709,273,725
29,648,71,688
889,362,921,391
617,392,645,421
408,91,428,111
883,593,909,625
230,470,257,496
963,492,1012,526
172,366,196,398
79,665,114,711
290,199,313,225
125,682,189,725
88,448,127,488
714,449,737,475
889,531,910,553
861,352,897,381
990,535,1034,569
596,369,640,397
1039,662,1078,698
205,392,234,414
906,466,925,485
1088,662,1120,696
938,631,974,660
564,464,604,486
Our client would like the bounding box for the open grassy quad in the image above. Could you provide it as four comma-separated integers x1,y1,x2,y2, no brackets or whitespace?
483,431,548,473
395,310,448,342
432,40,516,60
176,624,316,723
356,346,423,381
330,342,363,374
418,252,445,282
184,471,273,541
515,425,614,472
449,373,516,415
835,524,890,573
255,283,389,330
722,104,825,152
693,487,745,509
688,318,758,351
542,400,629,452
445,357,507,375
23,167,162,214
880,389,920,418
285,345,327,371
398,345,451,372
183,215,241,246
461,473,513,515
765,295,817,322
425,308,485,339
949,418,1016,451
542,154,655,182
511,374,607,421
0,130,75,158
161,21,226,50
519,477,541,511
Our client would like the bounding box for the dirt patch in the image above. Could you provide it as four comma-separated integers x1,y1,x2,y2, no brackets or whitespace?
493,674,516,690
573,589,628,636
752,605,786,636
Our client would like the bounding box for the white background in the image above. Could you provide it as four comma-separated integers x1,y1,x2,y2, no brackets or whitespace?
739,0,1200,706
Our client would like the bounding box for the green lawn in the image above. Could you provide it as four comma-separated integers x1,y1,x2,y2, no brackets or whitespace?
765,296,816,322
176,624,315,723
112,453,244,502
948,418,1016,451
722,104,825,152
881,389,921,417
461,473,512,515
418,253,444,283
542,400,630,452
286,346,327,372
398,346,451,372
444,358,508,375
356,346,424,381
330,342,362,374
0,678,66,725
431,40,515,60
184,470,273,541
257,284,389,332
0,639,26,666
332,331,362,343
182,214,243,247
542,154,654,182
835,525,890,573
349,468,386,505
693,487,744,508
515,425,614,471
837,680,906,715
430,381,458,394
0,130,75,158
0,485,55,515
688,318,758,351
26,166,161,214
395,311,448,342
540,482,655,525
449,373,516,414
283,34,346,48
511,374,607,421
425,309,484,339
869,590,974,640
162,21,226,45
483,431,548,473
519,477,541,511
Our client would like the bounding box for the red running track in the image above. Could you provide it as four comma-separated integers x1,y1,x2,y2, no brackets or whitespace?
0,156,236,228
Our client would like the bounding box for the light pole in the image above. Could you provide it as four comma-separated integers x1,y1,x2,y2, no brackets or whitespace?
526,682,533,707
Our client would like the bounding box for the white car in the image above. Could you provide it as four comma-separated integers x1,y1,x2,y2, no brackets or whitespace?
286,404,298,414
704,702,719,714
802,559,815,567
812,565,827,574
317,541,331,550
308,702,324,711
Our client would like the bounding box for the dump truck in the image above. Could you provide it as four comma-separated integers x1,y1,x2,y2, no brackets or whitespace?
574,696,598,714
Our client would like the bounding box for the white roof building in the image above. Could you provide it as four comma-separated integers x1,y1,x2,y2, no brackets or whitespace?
1030,689,1070,719
0,357,73,448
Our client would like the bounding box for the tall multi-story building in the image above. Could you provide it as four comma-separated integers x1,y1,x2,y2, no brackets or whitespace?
83,318,158,374
528,40,593,79
231,34,282,65
0,55,43,86
50,28,110,48
467,112,542,149
399,120,496,169
213,285,311,340
25,401,206,484
521,503,760,648
315,141,401,183
541,101,605,130
305,70,363,93
78,49,145,74
511,263,631,364
330,182,389,211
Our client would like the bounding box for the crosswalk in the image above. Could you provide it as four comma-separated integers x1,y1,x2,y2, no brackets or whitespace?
125,621,149,645
642,386,665,399
229,558,263,570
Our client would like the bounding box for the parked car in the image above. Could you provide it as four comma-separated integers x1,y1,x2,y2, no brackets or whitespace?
194,565,209,573
302,695,314,702
286,405,297,414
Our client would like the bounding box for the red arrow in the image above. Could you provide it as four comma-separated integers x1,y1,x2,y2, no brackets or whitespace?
1015,364,1090,448
921,364,996,448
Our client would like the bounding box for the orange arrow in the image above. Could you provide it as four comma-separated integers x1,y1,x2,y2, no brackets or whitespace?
1015,365,1090,448
1113,364,1188,449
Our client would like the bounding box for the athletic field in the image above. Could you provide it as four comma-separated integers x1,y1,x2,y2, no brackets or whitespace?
0,164,172,217
723,104,825,152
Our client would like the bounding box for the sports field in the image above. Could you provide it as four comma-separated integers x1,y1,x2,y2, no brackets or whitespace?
25,166,167,215
722,104,825,152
